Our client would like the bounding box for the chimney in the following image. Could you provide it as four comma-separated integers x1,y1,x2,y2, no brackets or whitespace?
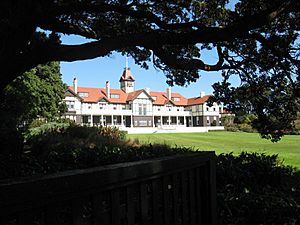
73,77,78,94
166,87,171,100
145,88,150,94
106,81,110,98
200,91,205,98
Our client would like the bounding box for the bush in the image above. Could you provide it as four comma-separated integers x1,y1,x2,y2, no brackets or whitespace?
0,125,190,178
217,152,300,225
225,125,239,132
238,123,256,133
224,123,257,133
211,120,217,126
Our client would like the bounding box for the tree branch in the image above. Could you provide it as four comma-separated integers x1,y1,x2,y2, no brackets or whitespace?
152,45,225,71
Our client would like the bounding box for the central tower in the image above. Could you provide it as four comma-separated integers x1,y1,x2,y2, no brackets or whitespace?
119,67,135,93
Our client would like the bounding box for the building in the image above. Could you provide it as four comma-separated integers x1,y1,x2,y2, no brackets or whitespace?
64,68,224,133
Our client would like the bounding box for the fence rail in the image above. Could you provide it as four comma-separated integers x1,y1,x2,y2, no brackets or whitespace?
0,152,216,225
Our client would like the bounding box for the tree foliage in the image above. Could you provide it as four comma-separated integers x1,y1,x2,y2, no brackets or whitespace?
0,62,67,131
1,0,300,140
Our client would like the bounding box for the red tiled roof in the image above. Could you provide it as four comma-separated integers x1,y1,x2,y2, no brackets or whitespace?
68,86,128,103
68,86,211,106
187,95,211,106
150,92,188,106
119,68,135,81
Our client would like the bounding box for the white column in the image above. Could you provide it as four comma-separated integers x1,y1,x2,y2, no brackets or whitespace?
90,114,93,126
101,114,104,126
121,115,124,127
152,115,155,127
111,115,114,126
191,116,194,127
160,115,163,126
131,115,133,127
176,116,179,126
184,116,186,127
168,116,171,125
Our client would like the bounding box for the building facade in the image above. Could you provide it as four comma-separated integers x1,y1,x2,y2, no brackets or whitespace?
64,68,224,131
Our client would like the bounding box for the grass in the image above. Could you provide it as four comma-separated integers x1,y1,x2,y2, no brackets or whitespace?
127,131,300,168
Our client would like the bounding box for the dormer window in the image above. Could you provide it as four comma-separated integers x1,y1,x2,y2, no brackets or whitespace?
78,92,89,97
172,97,180,102
111,94,120,99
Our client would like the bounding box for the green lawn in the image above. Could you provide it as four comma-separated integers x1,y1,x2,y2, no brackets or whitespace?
127,131,300,168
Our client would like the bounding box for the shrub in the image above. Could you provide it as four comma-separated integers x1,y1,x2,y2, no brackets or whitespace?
225,125,239,132
217,152,300,225
238,123,256,133
211,120,217,126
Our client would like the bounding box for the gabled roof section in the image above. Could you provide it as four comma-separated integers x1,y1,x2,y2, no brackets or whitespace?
187,95,211,106
119,68,135,82
65,88,81,99
126,89,154,102
126,90,143,101
150,92,188,106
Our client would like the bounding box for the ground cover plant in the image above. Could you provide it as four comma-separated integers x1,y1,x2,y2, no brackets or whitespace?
127,132,300,168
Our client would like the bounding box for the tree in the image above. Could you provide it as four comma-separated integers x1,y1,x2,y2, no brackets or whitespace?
0,62,67,131
1,0,299,140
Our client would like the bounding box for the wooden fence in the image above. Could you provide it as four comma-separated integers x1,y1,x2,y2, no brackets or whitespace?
0,152,216,225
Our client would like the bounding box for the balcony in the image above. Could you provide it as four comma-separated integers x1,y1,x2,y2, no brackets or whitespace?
80,108,132,115
152,110,191,116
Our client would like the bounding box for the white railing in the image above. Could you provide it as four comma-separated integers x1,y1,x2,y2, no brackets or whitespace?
80,108,132,115
152,111,191,116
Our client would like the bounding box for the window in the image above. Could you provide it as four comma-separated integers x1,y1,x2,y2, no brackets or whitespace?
213,108,216,111
172,97,180,102
110,94,120,99
158,108,161,111
138,103,147,115
167,105,172,111
177,108,180,111
66,101,75,109
78,92,89,97
206,107,209,111
152,96,157,101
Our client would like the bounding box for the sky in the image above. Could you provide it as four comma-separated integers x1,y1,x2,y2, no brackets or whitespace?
60,35,238,98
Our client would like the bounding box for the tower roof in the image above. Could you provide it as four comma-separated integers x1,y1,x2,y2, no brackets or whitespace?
119,68,135,82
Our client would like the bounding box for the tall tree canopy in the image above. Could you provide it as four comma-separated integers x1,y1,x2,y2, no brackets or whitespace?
1,0,299,140
0,62,67,131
